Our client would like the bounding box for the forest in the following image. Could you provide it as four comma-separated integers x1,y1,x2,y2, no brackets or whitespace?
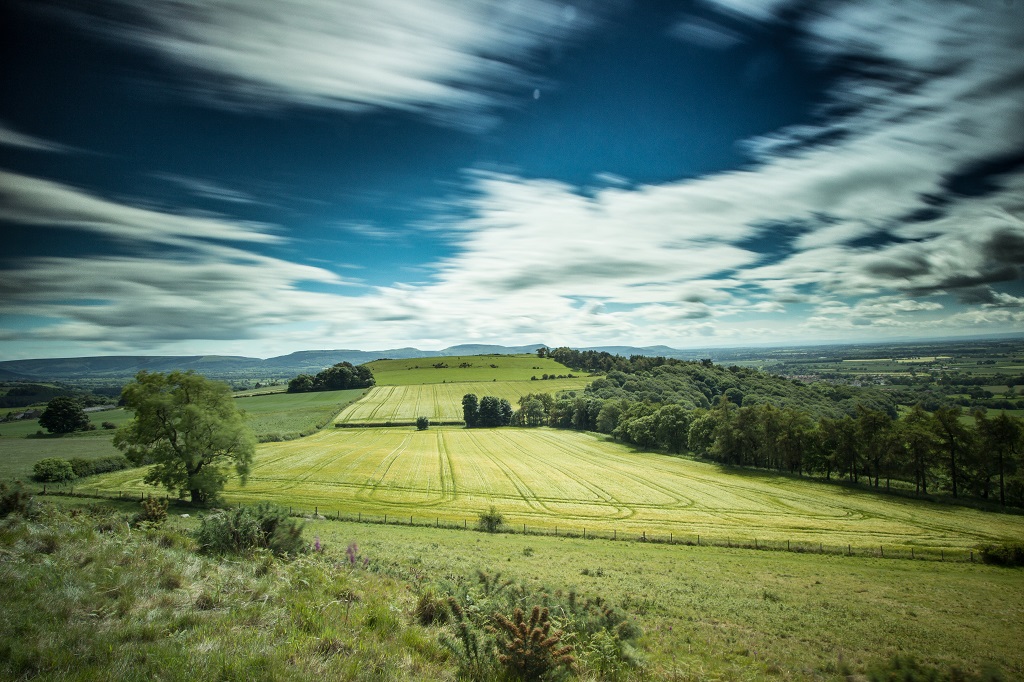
514,348,1024,507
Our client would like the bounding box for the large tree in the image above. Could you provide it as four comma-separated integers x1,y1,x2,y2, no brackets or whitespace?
38,396,90,434
114,370,255,505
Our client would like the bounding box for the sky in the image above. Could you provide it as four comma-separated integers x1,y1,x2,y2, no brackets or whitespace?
1,0,1023,361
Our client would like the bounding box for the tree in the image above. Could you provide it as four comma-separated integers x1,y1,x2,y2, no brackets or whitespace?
416,416,430,431
114,370,255,505
32,457,75,483
974,411,1022,506
933,406,972,497
462,394,479,428
38,396,90,434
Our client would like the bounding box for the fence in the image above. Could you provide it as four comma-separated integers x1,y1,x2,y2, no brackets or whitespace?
33,486,984,564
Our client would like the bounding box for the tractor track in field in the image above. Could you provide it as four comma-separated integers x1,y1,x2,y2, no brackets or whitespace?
488,430,634,520
356,433,412,501
465,430,552,513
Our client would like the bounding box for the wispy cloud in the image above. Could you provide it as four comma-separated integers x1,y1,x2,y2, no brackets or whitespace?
38,0,610,127
150,172,262,205
0,120,75,153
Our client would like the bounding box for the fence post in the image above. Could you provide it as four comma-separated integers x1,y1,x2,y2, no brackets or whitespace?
384,514,387,524
464,519,466,529
941,549,944,561
697,534,699,546
315,506,318,516
410,515,412,525
787,540,790,551
358,512,361,522
911,547,914,560
754,539,757,549
583,528,586,539
820,543,823,554
643,531,646,541
970,551,974,563
848,544,851,556
613,529,616,540
880,545,883,558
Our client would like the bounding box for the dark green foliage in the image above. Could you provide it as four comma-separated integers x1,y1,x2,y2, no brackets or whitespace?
287,362,374,393
101,421,117,430
441,597,492,681
413,589,449,625
464,394,513,428
865,655,1005,681
477,505,504,533
115,370,255,505
978,543,1024,567
32,457,75,483
0,481,34,518
416,416,429,430
194,502,305,556
67,455,131,478
134,497,168,528
38,396,90,434
488,605,576,681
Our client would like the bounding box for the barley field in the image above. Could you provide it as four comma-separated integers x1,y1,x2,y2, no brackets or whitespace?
366,354,579,385
81,426,1024,552
335,378,592,424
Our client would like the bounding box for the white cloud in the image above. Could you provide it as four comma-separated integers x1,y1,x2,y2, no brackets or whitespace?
0,120,75,153
41,0,609,126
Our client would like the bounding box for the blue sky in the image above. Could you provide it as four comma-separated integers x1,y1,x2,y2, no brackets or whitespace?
1,0,1023,360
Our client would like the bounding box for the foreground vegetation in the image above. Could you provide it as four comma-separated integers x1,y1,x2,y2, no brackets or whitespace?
1,498,1018,681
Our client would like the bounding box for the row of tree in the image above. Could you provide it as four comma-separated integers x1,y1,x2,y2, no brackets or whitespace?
462,394,514,428
287,362,374,393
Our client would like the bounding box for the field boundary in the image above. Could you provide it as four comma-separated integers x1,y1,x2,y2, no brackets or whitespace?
33,487,988,564
335,420,466,428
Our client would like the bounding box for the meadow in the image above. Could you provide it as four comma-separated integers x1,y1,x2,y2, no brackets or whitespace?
335,378,592,424
78,426,1024,553
366,354,581,385
237,387,367,439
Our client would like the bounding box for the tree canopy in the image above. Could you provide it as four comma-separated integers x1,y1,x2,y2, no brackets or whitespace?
287,362,374,393
38,396,90,434
114,370,255,505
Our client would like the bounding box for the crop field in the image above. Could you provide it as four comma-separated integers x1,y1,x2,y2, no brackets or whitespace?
80,426,1024,552
335,378,592,424
235,387,367,439
366,354,580,385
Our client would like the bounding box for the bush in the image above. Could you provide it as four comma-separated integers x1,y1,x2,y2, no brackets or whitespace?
68,455,131,479
195,502,305,556
101,421,117,430
134,497,168,528
489,606,575,681
416,416,429,430
32,458,75,483
0,481,35,518
477,505,504,533
979,543,1024,567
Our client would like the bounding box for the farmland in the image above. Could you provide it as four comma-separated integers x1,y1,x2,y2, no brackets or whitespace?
78,426,1024,552
335,378,591,424
366,354,580,385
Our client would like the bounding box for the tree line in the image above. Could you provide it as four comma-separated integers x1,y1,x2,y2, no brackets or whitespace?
462,394,514,428
521,350,1024,507
287,362,374,393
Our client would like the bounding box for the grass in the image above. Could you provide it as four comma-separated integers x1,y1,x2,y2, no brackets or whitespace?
236,387,368,440
79,426,1024,553
0,390,364,480
366,354,581,385
0,505,451,681
309,517,1024,680
335,379,592,424
5,499,1019,681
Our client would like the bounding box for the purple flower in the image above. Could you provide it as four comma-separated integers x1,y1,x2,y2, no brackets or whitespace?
314,535,321,553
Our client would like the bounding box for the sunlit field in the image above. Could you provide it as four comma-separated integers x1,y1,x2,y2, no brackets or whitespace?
335,378,592,424
366,354,579,385
82,426,1024,553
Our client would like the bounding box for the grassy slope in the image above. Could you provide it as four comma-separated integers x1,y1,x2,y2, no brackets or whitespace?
79,426,1024,552
4,501,1019,681
335,378,592,424
367,354,580,385
311,517,1024,680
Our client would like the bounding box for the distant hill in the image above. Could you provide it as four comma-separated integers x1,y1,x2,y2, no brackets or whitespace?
0,343,706,382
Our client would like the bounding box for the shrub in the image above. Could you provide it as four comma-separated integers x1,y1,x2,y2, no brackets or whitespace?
101,421,117,430
0,481,35,518
477,505,504,533
489,605,575,681
414,589,449,626
416,416,429,430
68,455,131,479
68,458,95,478
134,497,168,528
194,502,305,556
32,458,75,483
979,543,1024,567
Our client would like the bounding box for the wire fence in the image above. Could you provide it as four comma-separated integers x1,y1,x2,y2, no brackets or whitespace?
34,485,984,564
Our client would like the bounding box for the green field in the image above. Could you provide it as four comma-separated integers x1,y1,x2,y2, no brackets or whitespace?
235,387,367,439
335,378,592,424
366,354,579,385
310,518,1024,679
79,426,1024,552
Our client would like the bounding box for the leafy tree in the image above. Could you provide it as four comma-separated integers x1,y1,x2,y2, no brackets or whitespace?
933,406,972,497
895,405,941,495
38,396,90,434
462,394,479,428
974,411,1022,506
114,370,255,505
522,399,546,427
32,457,75,483
416,416,430,431
287,374,314,393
